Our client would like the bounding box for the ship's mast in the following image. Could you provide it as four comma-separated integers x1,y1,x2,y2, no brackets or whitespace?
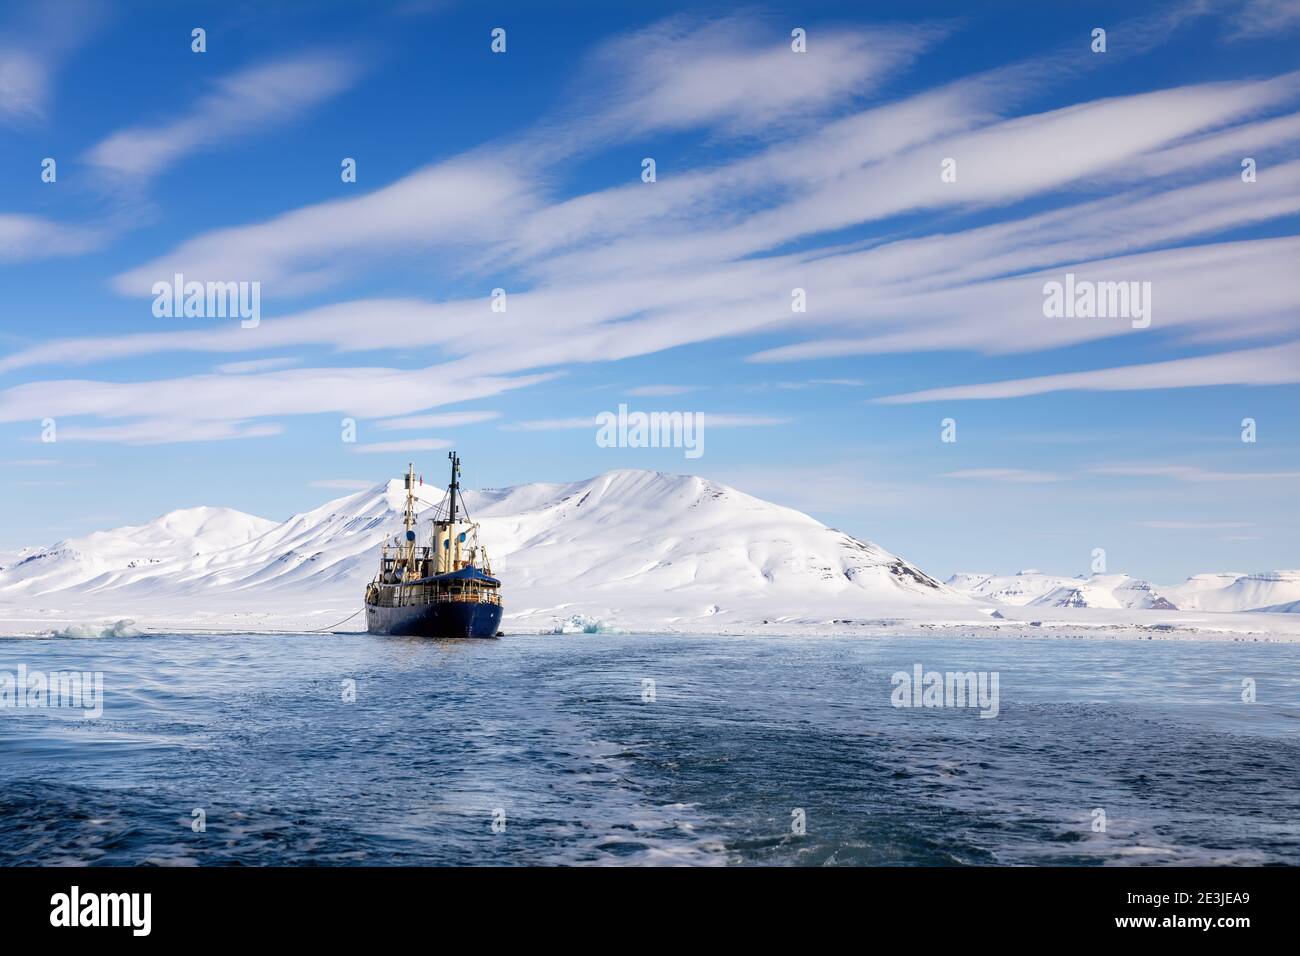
448,452,460,526
448,452,461,570
404,462,416,567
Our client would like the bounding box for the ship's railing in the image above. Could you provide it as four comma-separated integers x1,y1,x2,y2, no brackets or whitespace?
367,580,502,609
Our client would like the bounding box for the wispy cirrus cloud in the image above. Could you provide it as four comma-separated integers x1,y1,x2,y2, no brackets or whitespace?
39,419,284,445
3,9,1300,448
2,43,366,268
942,468,1067,483
874,342,1300,404
1090,464,1300,482
0,214,105,263
349,438,451,454
111,161,533,296
498,417,596,432
43,72,1291,380
500,413,790,432
1224,0,1300,39
0,51,46,121
0,0,104,122
375,411,500,430
105,17,943,297
1135,520,1255,529
578,15,941,137
0,366,556,444
215,357,301,374
626,385,698,397
85,51,365,179
773,379,867,390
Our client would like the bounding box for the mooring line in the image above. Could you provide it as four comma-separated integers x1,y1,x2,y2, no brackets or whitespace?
138,608,367,635
307,608,365,632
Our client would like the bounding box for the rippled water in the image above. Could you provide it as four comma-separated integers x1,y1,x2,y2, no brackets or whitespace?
1,631,1297,865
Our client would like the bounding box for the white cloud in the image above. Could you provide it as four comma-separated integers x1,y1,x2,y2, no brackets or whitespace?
942,468,1066,483
1136,520,1254,529
626,385,698,397
350,439,452,454
46,420,283,444
216,357,301,374
375,411,500,430
105,20,938,295
1225,0,1300,39
583,17,938,136
874,342,1300,404
499,417,598,432
501,413,789,432
0,366,556,436
0,214,104,263
0,42,1260,358
1090,464,1300,482
0,50,45,121
3,14,1299,447
525,74,1300,286
0,0,103,122
774,379,867,390
86,52,364,179
112,161,534,296
705,414,794,427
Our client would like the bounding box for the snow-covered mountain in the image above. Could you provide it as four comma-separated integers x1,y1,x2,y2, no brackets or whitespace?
1158,572,1246,607
5,470,1293,636
0,470,969,632
0,546,37,574
947,569,1300,613
0,507,279,595
1032,575,1178,611
944,570,1080,606
1162,571,1300,612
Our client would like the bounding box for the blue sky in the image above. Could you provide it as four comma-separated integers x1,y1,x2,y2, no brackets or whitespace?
1,0,1298,584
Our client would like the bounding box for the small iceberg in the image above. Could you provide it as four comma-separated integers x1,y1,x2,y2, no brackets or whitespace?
46,619,143,639
551,614,622,635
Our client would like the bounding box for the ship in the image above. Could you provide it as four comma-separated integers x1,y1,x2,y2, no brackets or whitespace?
364,453,504,638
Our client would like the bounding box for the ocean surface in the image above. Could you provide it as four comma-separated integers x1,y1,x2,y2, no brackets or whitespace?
1,631,1297,866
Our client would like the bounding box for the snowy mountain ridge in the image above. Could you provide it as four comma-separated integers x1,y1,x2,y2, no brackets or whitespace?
2,469,1294,635
0,469,966,632
944,569,1300,613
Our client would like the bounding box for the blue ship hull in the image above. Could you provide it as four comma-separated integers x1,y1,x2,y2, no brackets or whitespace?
366,599,503,638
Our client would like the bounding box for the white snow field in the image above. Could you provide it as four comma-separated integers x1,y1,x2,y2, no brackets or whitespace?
1,470,1296,640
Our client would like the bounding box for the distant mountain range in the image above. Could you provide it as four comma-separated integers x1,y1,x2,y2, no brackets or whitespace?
944,570,1300,613
0,470,1294,634
0,470,965,632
